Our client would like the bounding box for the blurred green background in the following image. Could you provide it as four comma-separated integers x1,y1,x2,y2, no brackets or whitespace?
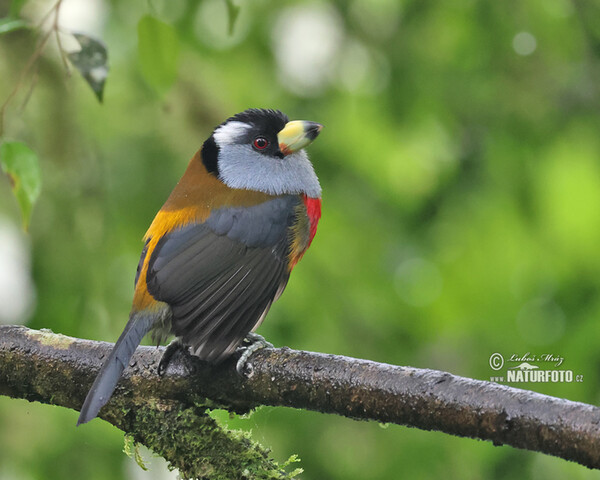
2,0,600,478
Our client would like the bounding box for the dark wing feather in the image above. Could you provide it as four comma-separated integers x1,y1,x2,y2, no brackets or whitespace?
146,195,299,363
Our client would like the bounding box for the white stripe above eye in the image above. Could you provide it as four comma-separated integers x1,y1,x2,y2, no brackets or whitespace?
213,121,252,145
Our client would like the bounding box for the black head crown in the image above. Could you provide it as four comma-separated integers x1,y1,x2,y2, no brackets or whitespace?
226,109,289,133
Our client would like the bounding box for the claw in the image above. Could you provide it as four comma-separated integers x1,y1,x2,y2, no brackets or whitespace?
235,333,273,378
158,339,187,376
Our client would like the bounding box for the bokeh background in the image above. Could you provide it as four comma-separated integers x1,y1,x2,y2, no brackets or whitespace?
2,0,600,478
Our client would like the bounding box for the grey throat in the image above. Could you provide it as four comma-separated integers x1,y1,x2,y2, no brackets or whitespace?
217,144,322,198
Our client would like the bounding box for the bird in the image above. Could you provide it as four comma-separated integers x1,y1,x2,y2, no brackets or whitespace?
77,108,323,425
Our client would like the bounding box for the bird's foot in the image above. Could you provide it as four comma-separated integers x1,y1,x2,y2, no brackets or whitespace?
235,333,274,378
158,338,188,376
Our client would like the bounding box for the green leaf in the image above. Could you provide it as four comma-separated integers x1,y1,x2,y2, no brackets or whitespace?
137,15,179,94
224,0,240,36
9,0,27,17
0,17,28,35
0,141,41,230
68,33,109,103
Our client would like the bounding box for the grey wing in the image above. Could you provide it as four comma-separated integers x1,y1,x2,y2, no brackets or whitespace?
146,196,298,363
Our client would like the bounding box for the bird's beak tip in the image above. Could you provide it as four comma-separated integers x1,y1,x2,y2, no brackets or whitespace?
277,120,323,156
307,122,324,139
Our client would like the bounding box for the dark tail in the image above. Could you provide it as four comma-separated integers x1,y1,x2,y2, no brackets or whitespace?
77,313,154,425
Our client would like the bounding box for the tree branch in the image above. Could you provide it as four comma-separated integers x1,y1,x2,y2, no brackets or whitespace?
1,325,599,473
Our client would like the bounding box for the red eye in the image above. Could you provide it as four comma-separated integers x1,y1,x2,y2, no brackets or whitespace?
253,137,269,150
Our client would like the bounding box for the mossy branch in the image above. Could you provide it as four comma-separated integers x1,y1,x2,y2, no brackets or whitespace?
1,325,600,475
